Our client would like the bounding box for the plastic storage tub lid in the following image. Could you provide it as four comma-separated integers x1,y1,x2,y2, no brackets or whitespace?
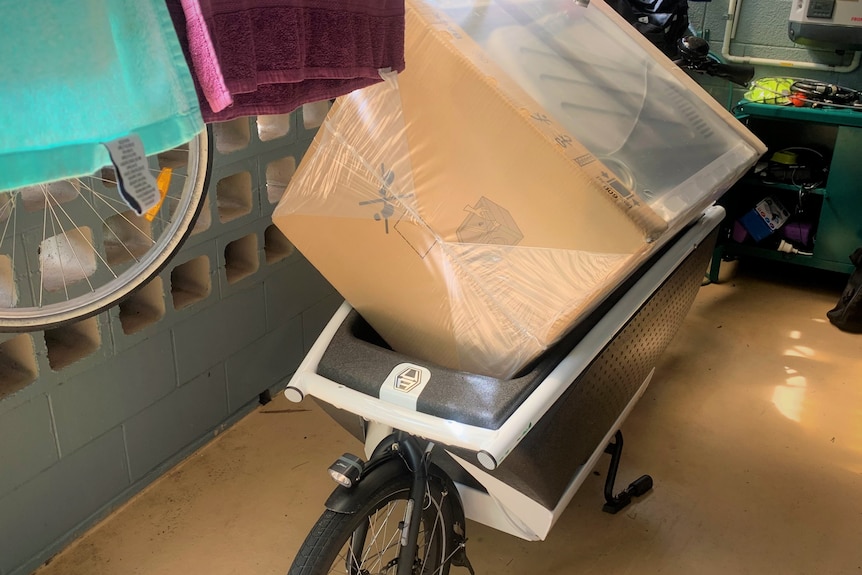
428,0,765,229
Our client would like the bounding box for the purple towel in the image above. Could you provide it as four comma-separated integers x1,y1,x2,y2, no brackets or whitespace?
168,0,405,122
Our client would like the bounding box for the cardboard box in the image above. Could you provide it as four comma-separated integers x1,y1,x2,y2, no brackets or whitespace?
739,197,791,242
273,0,764,378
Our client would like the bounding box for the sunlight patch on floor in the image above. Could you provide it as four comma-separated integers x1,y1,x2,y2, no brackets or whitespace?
772,367,808,423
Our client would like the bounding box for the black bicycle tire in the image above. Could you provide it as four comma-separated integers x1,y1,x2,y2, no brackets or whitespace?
0,127,213,332
289,473,454,575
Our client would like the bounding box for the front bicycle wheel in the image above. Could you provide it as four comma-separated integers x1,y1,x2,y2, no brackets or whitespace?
289,472,455,575
0,128,211,331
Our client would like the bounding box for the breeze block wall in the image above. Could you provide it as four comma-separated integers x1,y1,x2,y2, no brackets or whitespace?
0,103,342,575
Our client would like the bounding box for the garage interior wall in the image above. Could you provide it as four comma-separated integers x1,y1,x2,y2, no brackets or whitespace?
0,106,342,575
3,2,862,575
691,0,862,102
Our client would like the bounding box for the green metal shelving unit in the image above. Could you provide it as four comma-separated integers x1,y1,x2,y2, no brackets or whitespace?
710,102,862,281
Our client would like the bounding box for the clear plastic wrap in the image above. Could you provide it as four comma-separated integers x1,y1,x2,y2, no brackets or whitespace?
272,0,765,379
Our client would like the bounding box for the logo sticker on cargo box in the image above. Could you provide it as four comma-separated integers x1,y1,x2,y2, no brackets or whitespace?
379,363,432,410
394,367,423,392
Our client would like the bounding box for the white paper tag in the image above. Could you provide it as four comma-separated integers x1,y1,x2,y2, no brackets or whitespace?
103,135,159,215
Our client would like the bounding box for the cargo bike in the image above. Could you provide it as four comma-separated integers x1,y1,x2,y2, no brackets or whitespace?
275,1,765,574
283,205,724,575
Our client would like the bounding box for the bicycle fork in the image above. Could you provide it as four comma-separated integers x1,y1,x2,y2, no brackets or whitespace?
391,435,430,575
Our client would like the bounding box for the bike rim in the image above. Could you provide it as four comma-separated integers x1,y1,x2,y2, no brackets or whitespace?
0,130,209,331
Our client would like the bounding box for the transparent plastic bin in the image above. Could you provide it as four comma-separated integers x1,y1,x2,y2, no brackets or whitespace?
432,0,764,224
273,0,765,378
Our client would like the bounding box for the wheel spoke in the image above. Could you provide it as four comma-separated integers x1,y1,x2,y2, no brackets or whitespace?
42,186,98,301
364,502,402,572
1,193,19,308
149,166,189,178
47,185,117,281
39,188,52,305
0,192,17,252
422,486,444,573
85,181,176,234
76,178,155,264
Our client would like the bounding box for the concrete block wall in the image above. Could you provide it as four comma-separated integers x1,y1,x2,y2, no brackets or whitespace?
687,0,862,108
0,104,341,575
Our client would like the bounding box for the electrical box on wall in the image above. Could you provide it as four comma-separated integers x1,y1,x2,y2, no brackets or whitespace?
789,0,862,50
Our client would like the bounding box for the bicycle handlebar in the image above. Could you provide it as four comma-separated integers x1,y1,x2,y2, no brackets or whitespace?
673,36,755,87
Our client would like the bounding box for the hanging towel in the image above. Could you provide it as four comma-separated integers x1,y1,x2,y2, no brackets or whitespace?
0,0,204,193
175,0,234,113
168,0,405,122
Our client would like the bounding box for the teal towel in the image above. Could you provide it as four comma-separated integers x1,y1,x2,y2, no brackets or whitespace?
0,0,204,192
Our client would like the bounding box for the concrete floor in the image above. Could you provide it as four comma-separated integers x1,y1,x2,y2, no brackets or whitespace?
34,260,862,575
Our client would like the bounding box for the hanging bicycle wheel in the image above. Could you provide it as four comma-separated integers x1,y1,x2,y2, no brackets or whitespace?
0,128,211,332
289,472,455,575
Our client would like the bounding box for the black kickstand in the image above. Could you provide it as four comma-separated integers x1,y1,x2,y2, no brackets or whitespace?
601,430,653,514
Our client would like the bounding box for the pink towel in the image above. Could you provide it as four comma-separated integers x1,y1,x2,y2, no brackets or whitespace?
168,0,405,122
179,0,233,112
